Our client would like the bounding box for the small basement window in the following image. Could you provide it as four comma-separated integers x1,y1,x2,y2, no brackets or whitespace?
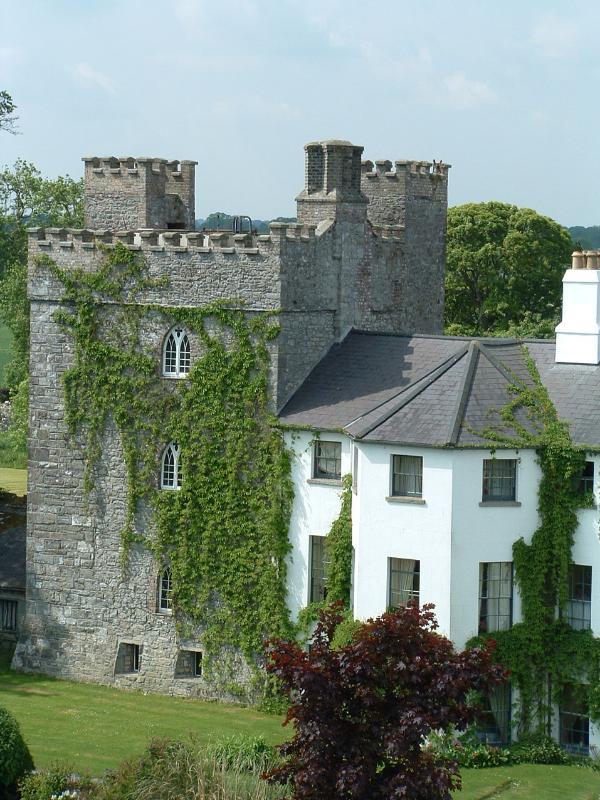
175,649,203,678
115,642,141,674
0,599,17,632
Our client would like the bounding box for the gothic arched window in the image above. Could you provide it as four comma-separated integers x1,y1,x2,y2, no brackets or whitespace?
163,328,191,377
158,567,173,613
161,442,182,489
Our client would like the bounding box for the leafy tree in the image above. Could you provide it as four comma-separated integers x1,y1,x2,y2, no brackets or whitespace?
265,603,504,800
0,160,83,390
445,202,572,335
0,90,18,134
569,225,600,250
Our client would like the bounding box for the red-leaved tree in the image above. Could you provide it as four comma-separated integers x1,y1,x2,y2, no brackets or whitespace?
264,603,505,800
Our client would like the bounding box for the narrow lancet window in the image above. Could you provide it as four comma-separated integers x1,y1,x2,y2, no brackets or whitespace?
161,442,182,489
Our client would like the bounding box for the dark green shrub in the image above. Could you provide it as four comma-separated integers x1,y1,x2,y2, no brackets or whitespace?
510,734,571,765
0,706,33,794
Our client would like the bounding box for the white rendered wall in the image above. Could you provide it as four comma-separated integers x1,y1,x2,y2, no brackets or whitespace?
284,430,351,620
449,449,541,649
285,432,600,752
352,443,454,636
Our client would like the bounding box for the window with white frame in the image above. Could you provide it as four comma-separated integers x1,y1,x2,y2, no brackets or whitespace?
478,562,513,633
559,684,589,756
574,461,594,497
566,565,592,630
161,442,182,489
158,568,173,613
482,459,517,502
163,327,191,377
476,683,512,746
313,440,342,480
391,455,423,498
388,558,420,609
309,535,329,603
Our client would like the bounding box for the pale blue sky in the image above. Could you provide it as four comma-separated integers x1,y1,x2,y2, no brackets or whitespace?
1,0,598,225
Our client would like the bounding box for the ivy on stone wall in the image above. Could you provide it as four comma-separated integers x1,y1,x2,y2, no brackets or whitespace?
469,348,600,732
296,473,353,634
38,244,294,662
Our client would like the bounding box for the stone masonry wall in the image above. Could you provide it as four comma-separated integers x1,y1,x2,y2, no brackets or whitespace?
13,301,252,698
16,139,450,696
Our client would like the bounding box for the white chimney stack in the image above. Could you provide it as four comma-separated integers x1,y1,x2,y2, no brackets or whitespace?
555,251,600,364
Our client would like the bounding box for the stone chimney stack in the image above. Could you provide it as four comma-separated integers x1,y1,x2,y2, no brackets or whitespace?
555,251,600,364
296,140,367,225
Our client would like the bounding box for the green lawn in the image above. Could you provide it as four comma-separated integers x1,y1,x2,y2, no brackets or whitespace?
1,658,599,797
0,466,27,494
0,658,287,774
454,764,600,799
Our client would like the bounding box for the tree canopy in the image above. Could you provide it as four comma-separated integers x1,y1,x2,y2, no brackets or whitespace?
0,90,18,134
265,603,503,800
445,202,572,336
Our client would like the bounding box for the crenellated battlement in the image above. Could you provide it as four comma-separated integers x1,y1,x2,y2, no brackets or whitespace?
360,159,450,178
27,221,328,258
83,155,196,232
83,157,196,180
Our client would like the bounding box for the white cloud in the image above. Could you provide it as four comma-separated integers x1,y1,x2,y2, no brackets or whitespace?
71,63,115,94
442,72,496,110
531,13,579,58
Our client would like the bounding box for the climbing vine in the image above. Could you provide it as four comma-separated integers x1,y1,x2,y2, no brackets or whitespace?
296,472,353,634
469,348,600,733
39,244,294,663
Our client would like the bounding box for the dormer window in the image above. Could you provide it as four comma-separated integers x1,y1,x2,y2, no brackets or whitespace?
161,442,182,489
163,328,190,377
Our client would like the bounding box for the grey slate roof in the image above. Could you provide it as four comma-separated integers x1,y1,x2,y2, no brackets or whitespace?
0,500,26,591
278,331,600,448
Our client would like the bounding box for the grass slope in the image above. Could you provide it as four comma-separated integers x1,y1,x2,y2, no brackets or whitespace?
0,467,27,494
0,658,286,774
454,764,600,799
1,659,599,797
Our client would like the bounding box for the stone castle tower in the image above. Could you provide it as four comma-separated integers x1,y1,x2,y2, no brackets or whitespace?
14,140,449,695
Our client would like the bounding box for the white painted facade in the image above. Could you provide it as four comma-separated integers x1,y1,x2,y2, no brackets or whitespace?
284,430,600,750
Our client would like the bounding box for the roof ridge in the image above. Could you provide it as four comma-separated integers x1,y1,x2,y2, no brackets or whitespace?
447,340,480,445
478,341,527,386
347,344,470,439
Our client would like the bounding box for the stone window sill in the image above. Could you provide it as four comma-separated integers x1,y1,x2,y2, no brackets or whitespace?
157,608,173,616
386,495,426,505
479,501,521,507
307,478,343,487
